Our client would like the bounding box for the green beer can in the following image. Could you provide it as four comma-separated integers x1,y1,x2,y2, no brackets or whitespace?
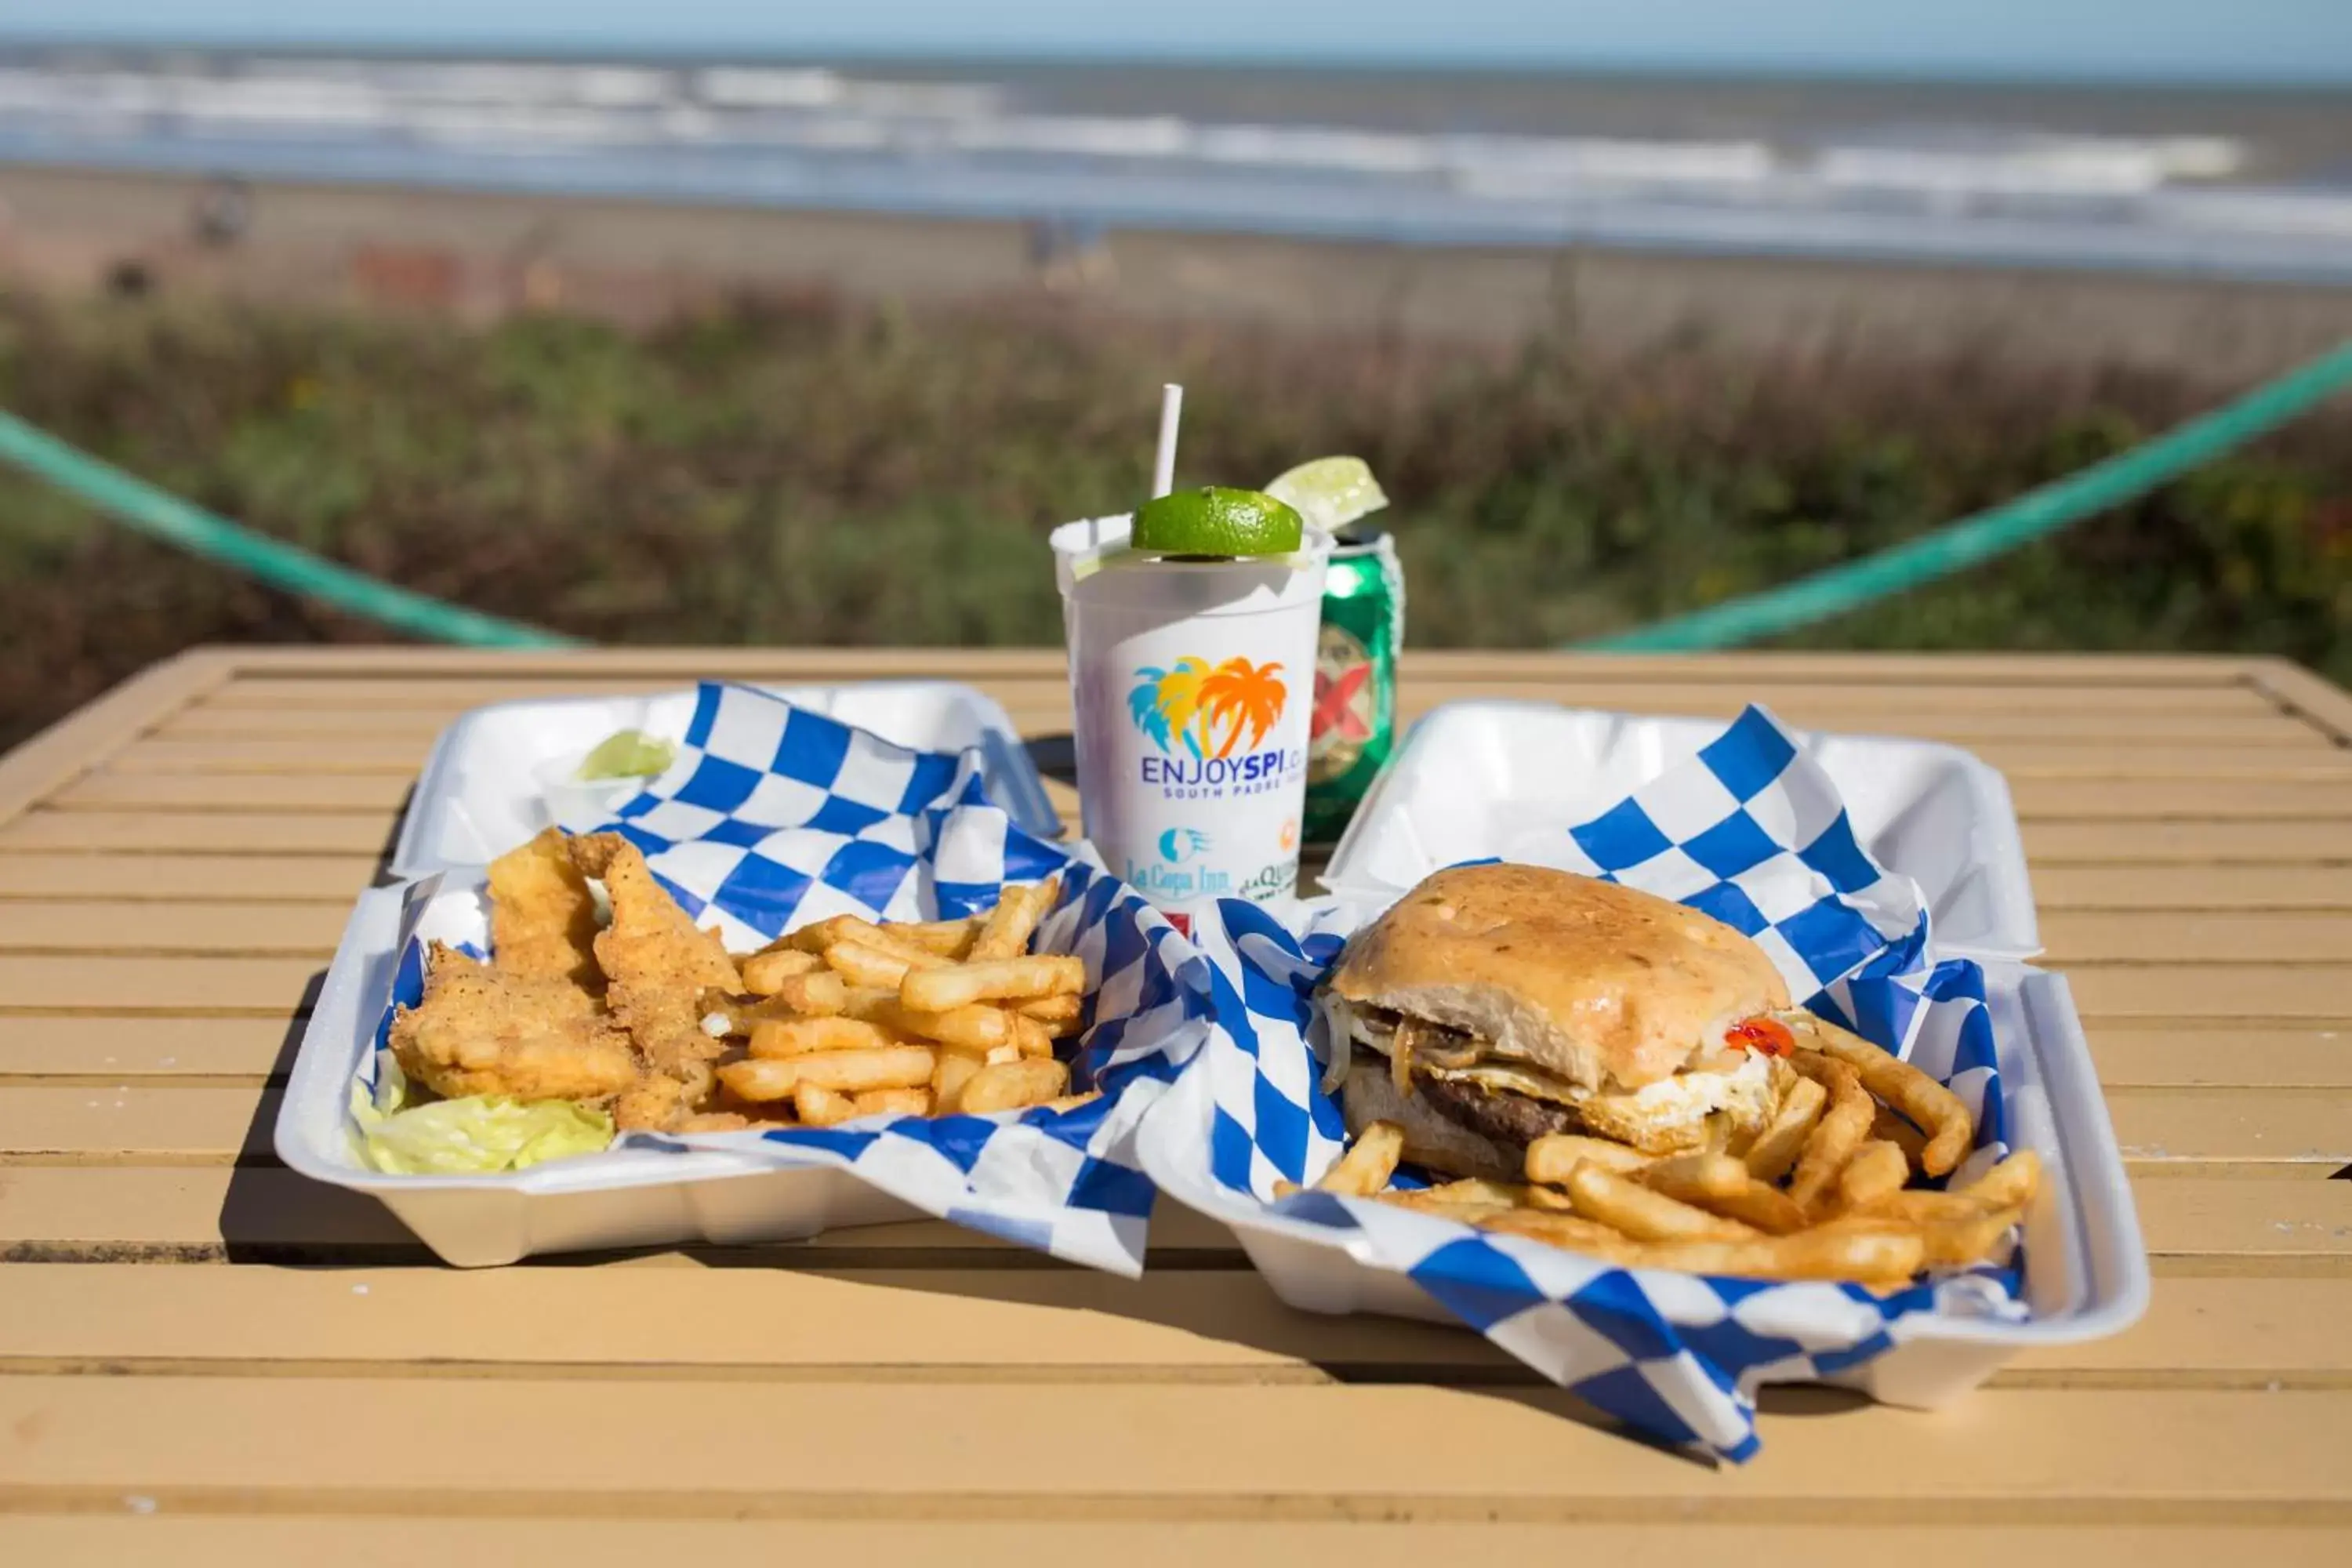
1304,527,1403,843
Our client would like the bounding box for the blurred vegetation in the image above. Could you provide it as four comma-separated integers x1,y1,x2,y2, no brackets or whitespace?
0,288,2347,747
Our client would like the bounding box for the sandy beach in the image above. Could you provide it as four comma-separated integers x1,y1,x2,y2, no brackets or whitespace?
2,163,2348,386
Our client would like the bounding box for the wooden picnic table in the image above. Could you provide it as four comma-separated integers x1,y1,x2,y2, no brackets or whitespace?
1,645,2348,1564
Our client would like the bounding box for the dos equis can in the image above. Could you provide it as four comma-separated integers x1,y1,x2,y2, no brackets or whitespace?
1304,528,1403,843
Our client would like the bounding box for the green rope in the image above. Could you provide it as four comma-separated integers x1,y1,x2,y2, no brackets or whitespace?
1576,339,2352,653
0,407,580,649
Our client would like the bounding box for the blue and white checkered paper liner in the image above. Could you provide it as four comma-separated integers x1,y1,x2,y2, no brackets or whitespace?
368,681,1222,1276
1166,705,2020,1461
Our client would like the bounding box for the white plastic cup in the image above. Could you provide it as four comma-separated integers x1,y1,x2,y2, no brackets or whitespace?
1053,515,1331,913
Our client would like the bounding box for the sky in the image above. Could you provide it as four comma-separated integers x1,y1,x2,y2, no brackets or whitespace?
0,0,2348,83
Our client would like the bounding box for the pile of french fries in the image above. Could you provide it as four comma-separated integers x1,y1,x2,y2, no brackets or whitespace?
706,877,1102,1127
1299,1012,2042,1289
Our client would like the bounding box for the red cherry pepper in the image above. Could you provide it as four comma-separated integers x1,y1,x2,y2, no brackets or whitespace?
1726,1017,1796,1057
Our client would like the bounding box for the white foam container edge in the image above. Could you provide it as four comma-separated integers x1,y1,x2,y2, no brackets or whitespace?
1321,700,2043,962
275,875,928,1267
390,680,1061,877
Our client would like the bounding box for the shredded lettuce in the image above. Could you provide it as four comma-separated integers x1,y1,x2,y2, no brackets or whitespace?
350,1054,614,1175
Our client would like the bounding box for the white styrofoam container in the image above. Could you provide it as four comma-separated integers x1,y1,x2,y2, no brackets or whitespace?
1142,959,2148,1410
1322,701,2042,960
1141,702,2146,1410
276,874,931,1266
389,681,1059,877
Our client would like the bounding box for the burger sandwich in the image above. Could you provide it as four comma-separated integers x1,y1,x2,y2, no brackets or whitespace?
1319,862,1797,1178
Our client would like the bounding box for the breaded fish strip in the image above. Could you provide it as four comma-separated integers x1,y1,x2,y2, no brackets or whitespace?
487,828,604,993
389,942,639,1103
568,833,742,1129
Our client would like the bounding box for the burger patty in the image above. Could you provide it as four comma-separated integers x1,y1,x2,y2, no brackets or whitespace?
1406,1065,1583,1148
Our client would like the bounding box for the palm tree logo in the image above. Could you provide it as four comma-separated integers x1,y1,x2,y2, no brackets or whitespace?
1131,657,1286,757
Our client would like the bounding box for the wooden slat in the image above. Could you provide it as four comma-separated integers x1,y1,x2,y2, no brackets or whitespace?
2249,656,2352,744
0,902,340,956
0,1017,296,1081
103,736,437,775
0,956,318,1014
0,854,377,902
9,1521,2343,1568
2103,1089,2352,1173
0,651,230,826
1,1377,2347,1519
0,1087,274,1163
0,1268,2339,1388
2009,779,2352,821
0,1167,1241,1261
0,1166,2326,1269
49,774,410,815
1973,746,2352,781
2036,866,2352,911
2061,965,2352,1022
2086,1027,2352,1089
2042,912,2352,963
2027,820,2352,864
0,811,392,855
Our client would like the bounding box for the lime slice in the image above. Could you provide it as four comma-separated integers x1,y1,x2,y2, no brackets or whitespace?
1265,456,1388,535
578,729,677,781
1131,487,1305,557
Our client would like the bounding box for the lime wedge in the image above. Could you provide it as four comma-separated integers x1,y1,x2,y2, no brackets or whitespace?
578,729,677,782
1131,487,1305,557
1265,456,1388,535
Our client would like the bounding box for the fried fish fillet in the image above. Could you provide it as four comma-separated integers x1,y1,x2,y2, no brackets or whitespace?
389,942,640,1103
568,832,742,1130
486,827,604,993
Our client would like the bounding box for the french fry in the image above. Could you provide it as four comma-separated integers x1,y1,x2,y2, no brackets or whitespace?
1742,1072,1827,1184
1700,1179,1810,1236
843,991,1014,1054
1638,1151,1751,1203
1316,1120,1405,1196
1475,1208,1643,1255
931,1050,982,1114
894,916,981,959
1620,1227,1926,1286
1018,994,1084,1033
753,968,849,1018
985,1044,1022,1066
1919,1207,2024,1269
1525,1133,1654,1185
1638,1152,1809,1235
851,1087,933,1118
793,1081,855,1127
970,877,1059,962
1034,1090,1104,1115
902,955,1086,1013
717,1044,938,1102
1836,1140,1911,1213
1416,1178,1537,1208
1565,1161,1762,1243
1853,1188,2001,1225
741,948,822,994
1788,1055,1872,1215
1373,1189,1519,1222
748,1014,905,1060
824,939,923,990
789,916,950,967
1011,1013,1057,1058
958,1057,1071,1116
1871,1105,1929,1171
1783,1011,1974,1178
1956,1148,2044,1212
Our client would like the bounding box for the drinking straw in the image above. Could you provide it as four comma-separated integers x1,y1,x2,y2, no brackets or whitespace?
1152,383,1183,498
